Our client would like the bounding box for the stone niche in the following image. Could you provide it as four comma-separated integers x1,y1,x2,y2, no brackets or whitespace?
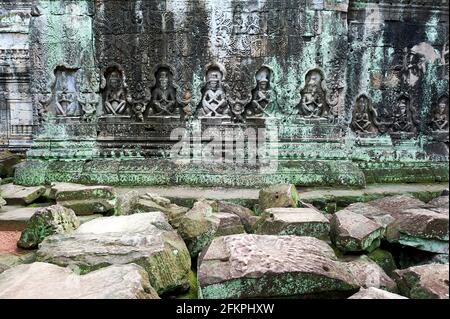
10,0,450,188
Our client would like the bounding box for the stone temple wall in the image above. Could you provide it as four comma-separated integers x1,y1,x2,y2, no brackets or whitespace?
0,0,33,151
1,0,449,188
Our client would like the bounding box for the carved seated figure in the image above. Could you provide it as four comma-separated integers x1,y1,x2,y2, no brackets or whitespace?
200,69,228,117
150,69,177,116
431,96,449,131
351,95,379,134
248,69,273,117
104,70,127,115
55,91,81,117
392,96,415,133
299,71,327,118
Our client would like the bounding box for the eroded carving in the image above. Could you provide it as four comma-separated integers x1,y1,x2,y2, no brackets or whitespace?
351,95,379,135
199,64,229,117
102,66,128,116
247,67,277,117
297,69,329,119
149,67,178,116
79,93,98,123
431,96,449,132
391,95,417,133
48,66,81,117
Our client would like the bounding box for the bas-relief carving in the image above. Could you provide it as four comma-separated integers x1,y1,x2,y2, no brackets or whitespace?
391,95,417,134
247,66,277,118
149,67,178,116
79,93,98,123
351,95,379,135
430,96,449,132
297,69,332,120
101,66,128,116
47,67,81,117
199,64,229,117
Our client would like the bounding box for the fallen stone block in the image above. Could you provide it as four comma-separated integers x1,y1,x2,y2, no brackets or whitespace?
331,209,383,252
258,184,298,212
198,234,395,299
0,183,46,206
17,205,79,249
177,199,245,257
0,207,40,231
51,183,117,215
254,207,330,240
136,193,189,228
348,287,408,299
36,212,191,295
393,264,449,299
0,262,159,299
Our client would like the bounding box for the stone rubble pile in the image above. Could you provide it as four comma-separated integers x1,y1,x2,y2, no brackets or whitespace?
0,182,448,299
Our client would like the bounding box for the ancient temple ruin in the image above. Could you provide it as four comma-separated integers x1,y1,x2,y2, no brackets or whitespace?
1,0,448,187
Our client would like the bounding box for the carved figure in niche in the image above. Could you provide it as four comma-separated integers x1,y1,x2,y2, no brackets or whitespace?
351,95,379,134
248,67,276,117
103,67,127,115
298,70,328,118
149,68,177,116
49,67,81,117
431,96,449,131
200,66,229,117
392,95,416,133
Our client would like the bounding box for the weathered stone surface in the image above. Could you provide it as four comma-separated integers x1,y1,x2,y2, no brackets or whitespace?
344,255,397,292
331,210,383,252
258,184,298,212
254,207,330,239
51,183,117,215
386,208,449,254
214,201,257,233
0,183,45,205
36,212,190,295
348,287,408,299
198,234,396,299
0,252,36,274
0,196,5,209
17,205,79,249
393,264,449,299
115,190,140,216
178,200,246,257
214,213,246,237
136,193,189,228
429,196,449,209
368,249,397,277
368,195,430,213
0,262,159,299
0,207,40,231
346,196,449,253
345,202,396,229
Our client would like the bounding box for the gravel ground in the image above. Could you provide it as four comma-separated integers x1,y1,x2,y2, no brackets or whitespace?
0,231,21,254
